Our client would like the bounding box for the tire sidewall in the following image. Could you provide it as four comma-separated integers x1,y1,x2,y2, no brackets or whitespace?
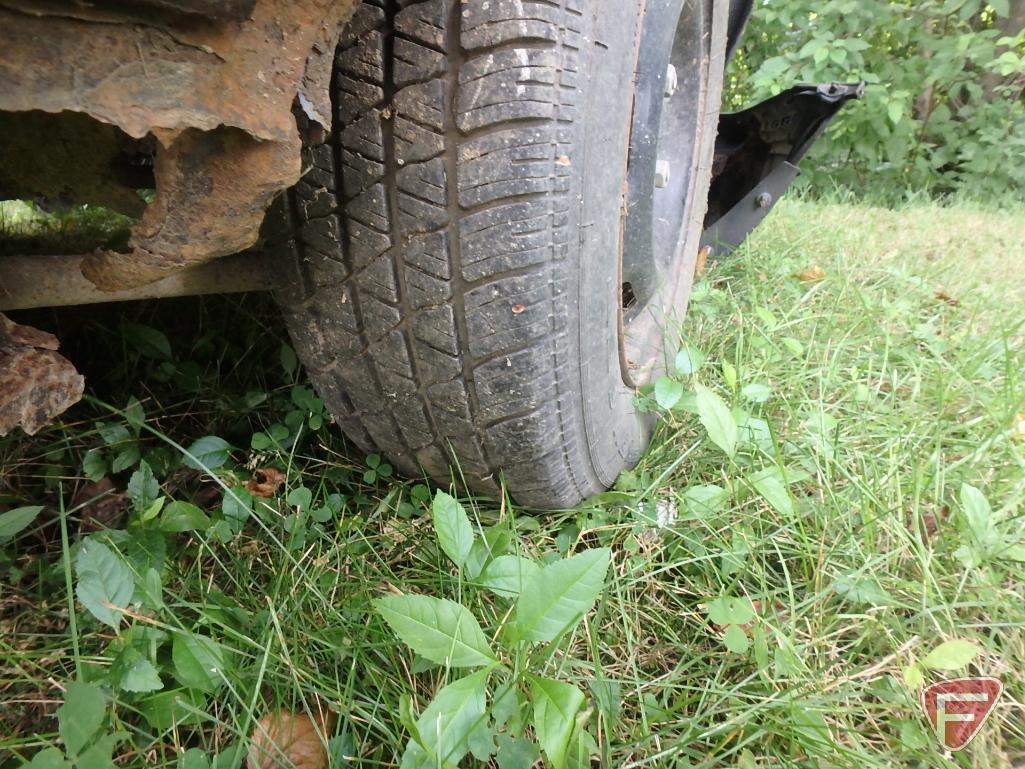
576,0,729,488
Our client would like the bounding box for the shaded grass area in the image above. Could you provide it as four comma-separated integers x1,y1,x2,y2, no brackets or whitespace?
0,200,133,256
1,199,1023,768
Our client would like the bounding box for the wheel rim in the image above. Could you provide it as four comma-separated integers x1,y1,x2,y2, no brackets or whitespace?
621,0,705,381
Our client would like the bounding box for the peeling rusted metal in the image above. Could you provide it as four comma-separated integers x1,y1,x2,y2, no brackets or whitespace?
0,0,356,290
81,127,295,289
0,314,84,437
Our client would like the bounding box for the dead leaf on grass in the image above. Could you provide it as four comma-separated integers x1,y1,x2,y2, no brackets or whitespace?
695,245,711,277
246,467,286,498
795,266,826,282
934,289,959,306
1013,413,1025,442
247,710,336,769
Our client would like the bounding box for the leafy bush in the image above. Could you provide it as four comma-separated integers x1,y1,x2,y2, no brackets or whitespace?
727,0,1025,198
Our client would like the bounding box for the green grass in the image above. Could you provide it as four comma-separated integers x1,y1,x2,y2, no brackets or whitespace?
2,198,1024,769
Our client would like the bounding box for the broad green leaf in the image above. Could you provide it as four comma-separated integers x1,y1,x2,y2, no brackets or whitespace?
723,624,750,654
721,359,737,389
285,485,312,511
111,444,141,474
467,719,497,762
0,505,44,542
674,346,706,375
921,639,980,670
512,548,611,642
184,436,234,473
76,732,118,769
653,376,684,410
832,574,893,606
124,397,146,432
221,488,252,522
887,99,903,125
790,703,832,749
1001,544,1025,561
749,471,794,516
741,383,772,403
82,450,108,482
495,734,538,769
432,491,475,568
211,743,244,769
694,384,738,457
76,539,134,629
375,594,497,667
402,669,489,768
127,461,158,512
122,322,171,360
171,632,226,692
182,436,232,472
137,688,206,730
565,725,598,769
960,483,997,547
902,663,925,688
24,748,70,769
707,596,755,626
279,343,299,376
464,527,513,579
179,748,211,769
480,555,540,598
57,681,106,757
683,485,728,515
114,648,164,693
529,676,585,769
159,501,211,533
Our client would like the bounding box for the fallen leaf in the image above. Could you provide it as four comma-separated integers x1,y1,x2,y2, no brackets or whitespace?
72,478,129,532
795,266,826,282
934,289,959,306
1013,413,1025,442
556,155,571,166
695,245,711,277
246,467,286,498
247,710,336,769
908,505,948,539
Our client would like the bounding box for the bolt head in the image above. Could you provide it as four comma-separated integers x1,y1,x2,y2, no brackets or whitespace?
664,64,678,98
654,159,671,188
755,191,773,208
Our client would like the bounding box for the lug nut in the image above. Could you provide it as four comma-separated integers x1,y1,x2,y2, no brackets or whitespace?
665,64,678,98
654,160,671,188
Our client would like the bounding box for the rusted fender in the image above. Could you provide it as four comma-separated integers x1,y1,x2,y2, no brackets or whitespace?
0,0,356,290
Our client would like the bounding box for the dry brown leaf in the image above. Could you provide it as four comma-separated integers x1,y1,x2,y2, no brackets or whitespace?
1014,413,1025,442
247,710,336,769
246,467,286,498
694,245,711,277
795,266,826,282
934,289,959,306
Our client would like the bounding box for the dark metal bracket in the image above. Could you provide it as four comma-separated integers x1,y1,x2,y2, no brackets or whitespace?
700,81,864,255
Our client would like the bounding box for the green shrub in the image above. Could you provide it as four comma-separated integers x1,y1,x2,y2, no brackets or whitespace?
727,0,1025,199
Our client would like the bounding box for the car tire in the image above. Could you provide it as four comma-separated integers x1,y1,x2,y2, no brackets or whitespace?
265,0,728,508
